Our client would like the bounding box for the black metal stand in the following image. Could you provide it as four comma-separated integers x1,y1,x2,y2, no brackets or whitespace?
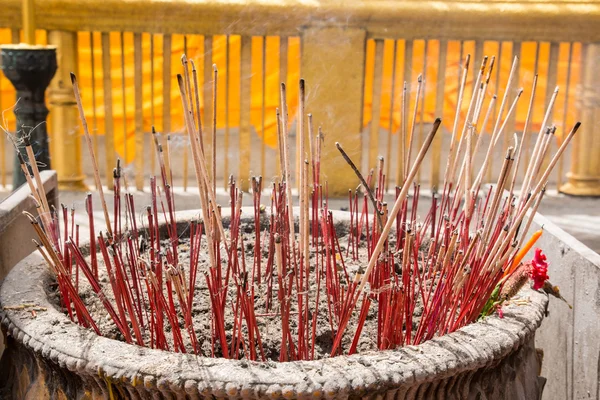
0,45,57,189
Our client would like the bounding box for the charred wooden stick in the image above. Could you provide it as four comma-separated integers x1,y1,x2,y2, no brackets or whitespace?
336,142,383,231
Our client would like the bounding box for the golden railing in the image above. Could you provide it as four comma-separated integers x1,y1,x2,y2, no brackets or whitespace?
0,0,599,196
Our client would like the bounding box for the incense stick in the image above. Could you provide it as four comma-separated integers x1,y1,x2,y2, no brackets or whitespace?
359,118,441,293
213,64,218,194
280,83,295,247
443,55,470,187
397,82,407,186
405,74,423,180
509,75,538,196
336,142,383,230
71,73,113,239
177,74,229,253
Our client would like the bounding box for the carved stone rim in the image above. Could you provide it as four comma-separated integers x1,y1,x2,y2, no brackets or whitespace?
0,209,548,398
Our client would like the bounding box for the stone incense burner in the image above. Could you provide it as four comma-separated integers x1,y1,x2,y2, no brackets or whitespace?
0,210,548,399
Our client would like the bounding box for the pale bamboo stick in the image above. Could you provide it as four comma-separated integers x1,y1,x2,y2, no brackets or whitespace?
442,55,470,187
509,74,538,197
71,73,113,238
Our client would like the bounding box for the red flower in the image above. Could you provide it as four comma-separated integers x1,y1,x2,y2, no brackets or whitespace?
529,248,549,290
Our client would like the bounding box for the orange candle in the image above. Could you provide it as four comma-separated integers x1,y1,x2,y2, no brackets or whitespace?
505,229,543,277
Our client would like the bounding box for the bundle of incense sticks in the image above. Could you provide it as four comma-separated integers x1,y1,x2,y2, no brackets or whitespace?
15,54,578,361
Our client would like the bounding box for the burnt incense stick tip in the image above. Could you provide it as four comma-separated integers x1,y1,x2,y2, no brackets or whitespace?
417,74,423,82
190,59,196,71
487,57,496,73
181,54,187,64
70,72,77,84
481,56,488,71
213,63,217,72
